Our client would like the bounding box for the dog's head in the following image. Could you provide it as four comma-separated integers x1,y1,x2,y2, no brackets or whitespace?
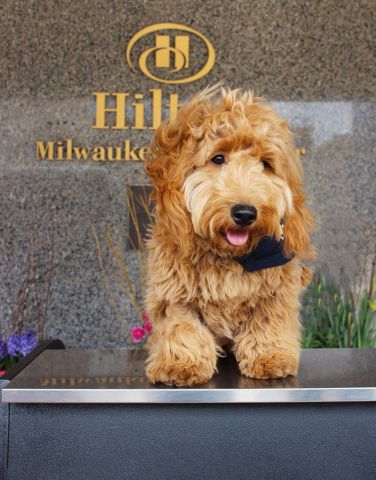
145,86,314,259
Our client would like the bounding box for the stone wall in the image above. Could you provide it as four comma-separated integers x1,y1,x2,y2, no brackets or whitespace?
1,1,375,347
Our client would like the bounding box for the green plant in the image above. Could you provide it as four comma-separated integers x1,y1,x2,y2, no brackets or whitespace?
302,263,376,348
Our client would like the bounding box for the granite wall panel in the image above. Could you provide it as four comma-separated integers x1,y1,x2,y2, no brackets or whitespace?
0,0,375,347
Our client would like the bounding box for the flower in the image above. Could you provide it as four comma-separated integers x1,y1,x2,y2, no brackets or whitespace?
142,312,152,332
7,334,21,357
20,330,38,356
130,326,147,344
0,370,6,377
143,320,153,333
0,337,7,361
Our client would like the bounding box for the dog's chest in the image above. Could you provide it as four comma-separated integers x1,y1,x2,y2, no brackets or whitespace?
194,260,280,338
197,263,263,304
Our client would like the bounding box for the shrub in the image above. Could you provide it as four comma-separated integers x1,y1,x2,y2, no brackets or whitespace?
301,270,376,348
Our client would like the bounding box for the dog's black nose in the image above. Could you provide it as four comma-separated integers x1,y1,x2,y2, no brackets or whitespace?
231,204,257,226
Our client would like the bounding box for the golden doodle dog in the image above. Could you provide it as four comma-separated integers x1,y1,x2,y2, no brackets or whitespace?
144,86,314,386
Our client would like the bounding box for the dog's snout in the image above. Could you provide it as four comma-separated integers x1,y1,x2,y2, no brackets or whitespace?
231,204,257,226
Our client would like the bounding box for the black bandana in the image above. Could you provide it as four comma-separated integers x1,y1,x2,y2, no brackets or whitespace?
236,236,294,272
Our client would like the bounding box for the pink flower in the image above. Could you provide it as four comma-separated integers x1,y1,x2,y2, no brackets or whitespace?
0,370,6,377
142,311,150,323
130,326,147,344
144,320,153,333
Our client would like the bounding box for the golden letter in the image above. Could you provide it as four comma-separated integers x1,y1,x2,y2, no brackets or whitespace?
36,141,55,160
168,93,179,122
66,139,72,160
123,140,139,161
92,147,105,161
132,93,146,130
150,88,162,130
73,146,91,160
107,147,122,161
92,92,129,129
138,147,149,161
56,141,65,160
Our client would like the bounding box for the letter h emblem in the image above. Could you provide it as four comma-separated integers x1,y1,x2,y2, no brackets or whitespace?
154,34,190,71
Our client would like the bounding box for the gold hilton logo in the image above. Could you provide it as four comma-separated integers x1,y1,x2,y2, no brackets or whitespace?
36,23,216,161
126,23,215,84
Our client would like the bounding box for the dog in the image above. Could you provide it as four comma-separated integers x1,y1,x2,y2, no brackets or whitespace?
144,86,314,386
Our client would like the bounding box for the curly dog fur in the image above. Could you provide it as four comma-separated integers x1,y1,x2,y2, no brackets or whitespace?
144,86,315,386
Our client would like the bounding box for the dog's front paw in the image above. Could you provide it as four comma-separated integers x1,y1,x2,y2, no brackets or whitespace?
239,351,298,380
145,357,216,387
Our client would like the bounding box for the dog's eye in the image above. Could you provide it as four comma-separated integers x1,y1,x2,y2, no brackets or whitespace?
261,159,273,171
211,154,225,165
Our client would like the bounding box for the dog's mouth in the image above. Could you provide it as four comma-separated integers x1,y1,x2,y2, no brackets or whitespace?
224,228,249,246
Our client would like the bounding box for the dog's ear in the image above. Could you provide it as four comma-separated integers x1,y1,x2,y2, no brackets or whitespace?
145,98,205,248
145,99,204,189
283,148,315,260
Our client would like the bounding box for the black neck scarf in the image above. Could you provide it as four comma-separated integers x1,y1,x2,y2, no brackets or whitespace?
235,236,294,272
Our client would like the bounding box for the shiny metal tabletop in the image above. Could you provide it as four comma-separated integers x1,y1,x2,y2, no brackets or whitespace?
2,348,376,403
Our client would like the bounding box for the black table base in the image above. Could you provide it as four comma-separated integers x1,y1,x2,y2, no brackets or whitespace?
1,342,376,480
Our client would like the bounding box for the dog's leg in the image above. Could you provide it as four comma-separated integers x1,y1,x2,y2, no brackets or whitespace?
232,291,301,379
145,304,219,386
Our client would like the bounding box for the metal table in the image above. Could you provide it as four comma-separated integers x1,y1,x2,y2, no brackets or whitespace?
1,342,376,480
2,347,376,403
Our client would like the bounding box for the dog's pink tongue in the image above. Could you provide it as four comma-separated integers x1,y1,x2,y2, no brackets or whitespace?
226,229,249,246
